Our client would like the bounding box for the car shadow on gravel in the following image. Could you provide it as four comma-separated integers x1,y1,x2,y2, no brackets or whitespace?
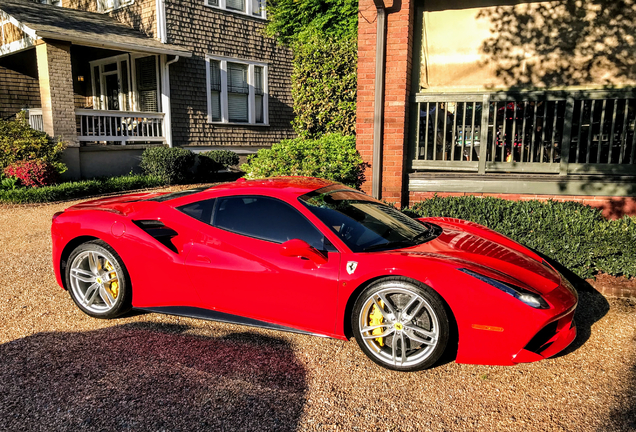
0,322,307,432
539,254,610,358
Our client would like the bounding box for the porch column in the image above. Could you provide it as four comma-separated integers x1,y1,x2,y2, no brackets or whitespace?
36,40,80,178
356,0,415,206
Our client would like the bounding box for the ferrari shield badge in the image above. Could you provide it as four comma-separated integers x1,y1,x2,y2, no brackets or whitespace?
346,261,358,275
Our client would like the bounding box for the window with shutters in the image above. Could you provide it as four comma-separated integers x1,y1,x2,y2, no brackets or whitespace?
204,0,265,19
206,56,268,125
135,56,159,112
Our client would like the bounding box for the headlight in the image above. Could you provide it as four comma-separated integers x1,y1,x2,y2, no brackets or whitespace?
460,268,550,309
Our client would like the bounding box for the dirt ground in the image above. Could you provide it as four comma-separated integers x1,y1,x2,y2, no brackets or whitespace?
0,190,635,432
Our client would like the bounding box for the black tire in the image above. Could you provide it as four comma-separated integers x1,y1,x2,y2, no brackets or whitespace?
65,239,132,319
352,277,450,372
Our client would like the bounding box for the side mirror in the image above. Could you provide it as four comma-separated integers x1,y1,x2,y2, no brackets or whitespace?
280,239,328,265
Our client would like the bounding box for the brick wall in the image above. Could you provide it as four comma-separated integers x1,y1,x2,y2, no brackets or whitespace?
0,66,41,119
165,0,295,148
36,41,78,146
409,191,636,219
357,0,415,206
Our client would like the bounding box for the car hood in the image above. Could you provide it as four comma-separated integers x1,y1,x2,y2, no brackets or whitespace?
390,225,561,295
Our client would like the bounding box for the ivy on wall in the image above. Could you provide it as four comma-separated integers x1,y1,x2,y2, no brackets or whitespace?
266,0,358,137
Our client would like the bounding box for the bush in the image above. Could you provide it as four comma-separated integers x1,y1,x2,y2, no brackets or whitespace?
139,147,196,184
241,133,365,188
196,150,240,181
291,33,357,138
200,150,240,168
4,159,58,187
404,195,636,279
0,174,165,204
0,112,66,173
265,0,358,46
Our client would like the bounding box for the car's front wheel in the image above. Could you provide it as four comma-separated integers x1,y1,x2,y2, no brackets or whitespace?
66,240,132,319
352,278,450,371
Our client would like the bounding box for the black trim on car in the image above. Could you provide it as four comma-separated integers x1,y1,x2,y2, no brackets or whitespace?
132,220,179,253
139,306,322,337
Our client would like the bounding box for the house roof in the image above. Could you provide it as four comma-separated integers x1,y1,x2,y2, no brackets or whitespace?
0,0,191,57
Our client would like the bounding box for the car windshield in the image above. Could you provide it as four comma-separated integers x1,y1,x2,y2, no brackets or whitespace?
299,186,437,252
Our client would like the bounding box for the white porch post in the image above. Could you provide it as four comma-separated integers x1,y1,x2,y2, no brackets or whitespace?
160,54,173,147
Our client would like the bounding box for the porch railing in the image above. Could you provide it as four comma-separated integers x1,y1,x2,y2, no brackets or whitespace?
76,109,166,144
411,90,636,175
28,108,44,132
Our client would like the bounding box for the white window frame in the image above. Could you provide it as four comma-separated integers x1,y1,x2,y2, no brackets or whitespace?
90,53,161,112
204,0,266,20
205,55,269,126
97,0,135,13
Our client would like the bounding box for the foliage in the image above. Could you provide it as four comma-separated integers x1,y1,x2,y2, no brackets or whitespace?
200,150,240,170
0,174,165,204
0,175,20,191
241,133,365,188
4,159,58,188
404,195,636,279
291,34,357,138
265,0,358,46
139,147,196,185
0,112,67,174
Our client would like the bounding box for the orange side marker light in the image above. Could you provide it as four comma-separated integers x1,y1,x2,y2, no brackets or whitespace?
472,324,504,332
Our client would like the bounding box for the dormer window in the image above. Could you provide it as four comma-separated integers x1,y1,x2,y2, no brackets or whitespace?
205,0,266,19
97,0,134,13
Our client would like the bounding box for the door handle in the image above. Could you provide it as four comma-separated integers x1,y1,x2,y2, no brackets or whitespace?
195,255,211,264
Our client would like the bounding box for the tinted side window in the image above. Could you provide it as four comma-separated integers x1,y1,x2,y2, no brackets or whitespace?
214,196,326,249
177,199,216,225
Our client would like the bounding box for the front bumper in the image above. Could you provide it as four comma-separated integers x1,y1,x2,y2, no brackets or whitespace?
512,309,577,364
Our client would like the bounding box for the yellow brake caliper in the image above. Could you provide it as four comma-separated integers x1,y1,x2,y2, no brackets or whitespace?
369,300,385,347
104,261,119,299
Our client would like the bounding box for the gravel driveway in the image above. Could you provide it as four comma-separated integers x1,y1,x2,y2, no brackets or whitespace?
1,190,634,432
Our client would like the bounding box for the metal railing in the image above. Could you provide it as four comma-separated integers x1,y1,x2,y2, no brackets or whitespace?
27,108,44,132
412,90,636,175
76,109,165,145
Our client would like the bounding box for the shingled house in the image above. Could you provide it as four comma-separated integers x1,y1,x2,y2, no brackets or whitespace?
358,0,636,217
0,0,294,178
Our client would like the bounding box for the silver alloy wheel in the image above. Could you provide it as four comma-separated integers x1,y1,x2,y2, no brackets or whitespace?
357,283,440,367
69,250,121,314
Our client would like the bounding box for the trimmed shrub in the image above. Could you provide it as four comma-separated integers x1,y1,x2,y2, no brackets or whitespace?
404,195,636,279
0,174,165,204
196,150,240,181
291,33,357,138
241,133,365,188
200,150,240,169
0,112,66,173
139,147,196,185
4,159,58,187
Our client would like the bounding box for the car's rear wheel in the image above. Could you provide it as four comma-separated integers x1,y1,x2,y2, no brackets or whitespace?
352,278,449,371
66,240,132,319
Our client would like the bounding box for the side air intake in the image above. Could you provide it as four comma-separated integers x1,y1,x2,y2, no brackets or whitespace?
132,220,178,253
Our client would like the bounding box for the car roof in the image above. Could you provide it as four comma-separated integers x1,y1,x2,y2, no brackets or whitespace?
204,176,340,197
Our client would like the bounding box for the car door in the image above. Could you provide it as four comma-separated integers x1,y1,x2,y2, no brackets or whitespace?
183,195,341,336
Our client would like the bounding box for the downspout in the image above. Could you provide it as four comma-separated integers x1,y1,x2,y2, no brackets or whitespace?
161,55,179,147
372,0,387,199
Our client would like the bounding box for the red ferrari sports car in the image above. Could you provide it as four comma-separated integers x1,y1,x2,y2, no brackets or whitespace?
51,177,578,371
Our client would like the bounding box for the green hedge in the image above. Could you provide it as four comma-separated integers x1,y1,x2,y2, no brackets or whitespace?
241,133,364,188
291,33,357,138
404,195,636,279
0,174,164,204
139,147,196,185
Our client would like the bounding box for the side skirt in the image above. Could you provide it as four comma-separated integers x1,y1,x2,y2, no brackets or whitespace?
139,306,330,338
